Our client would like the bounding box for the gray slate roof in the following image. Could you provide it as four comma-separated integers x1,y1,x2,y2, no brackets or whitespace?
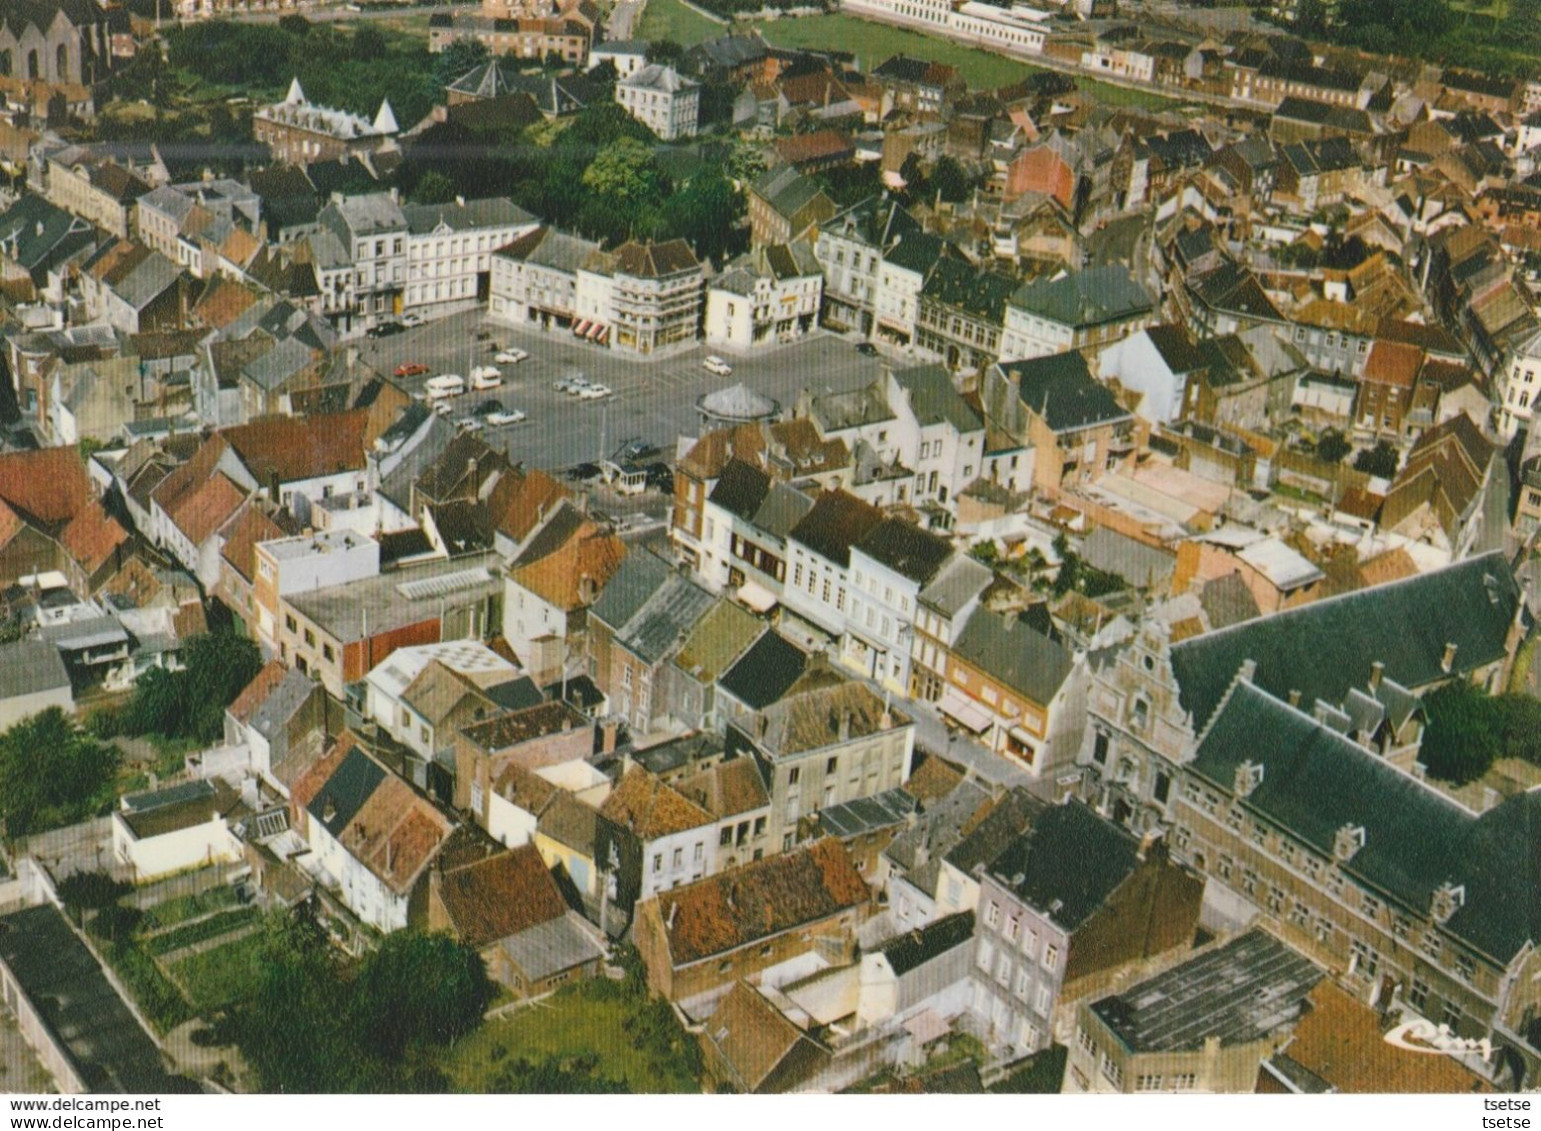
999,351,1132,433
1008,265,1153,329
951,607,1074,704
0,639,70,700
986,798,1141,932
892,363,983,434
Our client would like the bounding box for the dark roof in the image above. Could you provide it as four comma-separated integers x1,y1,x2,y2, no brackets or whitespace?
788,489,883,568
944,787,1044,879
709,458,772,522
0,639,70,700
1188,261,1285,323
892,363,983,433
816,786,916,839
1008,266,1152,331
921,258,1017,323
0,903,198,1094
856,518,952,585
718,631,810,710
1000,351,1131,433
1192,679,1541,963
985,799,1141,931
878,910,976,976
1170,551,1521,731
1143,323,1205,374
306,745,386,837
1091,930,1321,1053
951,607,1075,704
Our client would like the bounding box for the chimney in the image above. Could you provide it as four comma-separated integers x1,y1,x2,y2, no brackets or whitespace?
666,901,678,930
1441,642,1458,673
757,714,769,739
1287,689,1301,707
726,883,736,910
838,709,853,742
599,718,620,754
1369,661,1385,691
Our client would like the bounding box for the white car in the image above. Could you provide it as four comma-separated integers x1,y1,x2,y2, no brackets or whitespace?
487,409,527,427
579,384,612,400
494,348,529,365
433,401,452,416
470,366,503,390
703,355,733,376
402,312,424,327
457,417,484,432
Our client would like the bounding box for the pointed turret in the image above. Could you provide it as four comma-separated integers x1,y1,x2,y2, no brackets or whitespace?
373,99,398,135
284,77,306,105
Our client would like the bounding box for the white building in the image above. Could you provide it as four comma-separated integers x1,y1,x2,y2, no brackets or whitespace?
885,364,987,508
112,781,242,882
252,530,380,650
1498,326,1541,440
843,517,955,695
1096,325,1207,426
590,40,648,78
403,197,538,318
616,64,700,141
575,238,704,355
317,191,407,330
1000,266,1156,363
362,640,521,759
489,225,600,331
781,490,884,637
704,242,823,349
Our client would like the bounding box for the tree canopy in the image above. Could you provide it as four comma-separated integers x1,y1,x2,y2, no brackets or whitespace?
0,709,120,838
1353,439,1400,479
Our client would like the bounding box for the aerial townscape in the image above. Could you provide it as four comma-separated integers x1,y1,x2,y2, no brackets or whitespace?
1,0,1541,1100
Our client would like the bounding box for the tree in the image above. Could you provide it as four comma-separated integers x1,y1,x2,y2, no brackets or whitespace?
660,169,742,264
182,631,263,741
352,25,387,62
350,930,494,1061
580,137,665,238
432,38,489,88
1315,428,1351,464
1420,680,1501,784
931,156,973,203
492,1054,631,1093
278,13,311,35
1353,439,1400,478
413,169,458,204
56,871,131,925
0,709,120,838
645,38,685,65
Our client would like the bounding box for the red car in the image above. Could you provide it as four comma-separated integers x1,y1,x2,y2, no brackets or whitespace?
394,362,430,378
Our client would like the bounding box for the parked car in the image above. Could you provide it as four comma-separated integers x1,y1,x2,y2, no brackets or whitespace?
494,348,529,364
457,417,484,433
470,366,503,390
367,321,405,339
487,409,527,426
394,362,430,378
553,374,586,393
426,374,466,399
619,438,657,461
402,312,423,327
578,383,612,400
855,341,879,357
565,462,601,482
433,401,452,416
703,355,733,376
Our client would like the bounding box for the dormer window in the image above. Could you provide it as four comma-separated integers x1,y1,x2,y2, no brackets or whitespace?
1334,823,1366,862
1431,882,1466,923
1234,761,1264,798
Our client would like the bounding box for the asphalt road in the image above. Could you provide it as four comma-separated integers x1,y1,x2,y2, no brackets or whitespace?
357,308,894,474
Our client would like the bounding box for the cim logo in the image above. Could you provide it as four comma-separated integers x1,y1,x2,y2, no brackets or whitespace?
1384,1017,1496,1063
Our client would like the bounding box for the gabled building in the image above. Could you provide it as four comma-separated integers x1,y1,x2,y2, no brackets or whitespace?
1000,265,1155,362
254,79,399,168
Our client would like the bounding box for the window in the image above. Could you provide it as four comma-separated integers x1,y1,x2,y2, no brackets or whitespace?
1349,940,1380,979
285,614,297,633
1421,931,1443,959
322,644,334,663
1005,916,1019,942
1092,731,1109,765
1100,1053,1123,1088
1035,984,1051,1013
1217,855,1233,881
788,767,800,786
1077,1027,1095,1055
720,827,733,847
1441,1000,1463,1030
985,901,1000,928
1455,953,1476,983
1043,944,1058,971
652,854,662,874
1172,1073,1196,1091
827,756,838,774
1136,1075,1163,1092
1392,916,1411,941
1410,977,1429,1011
1291,901,1311,927
977,939,995,972
1015,968,1031,999
693,843,703,864
1360,892,1382,920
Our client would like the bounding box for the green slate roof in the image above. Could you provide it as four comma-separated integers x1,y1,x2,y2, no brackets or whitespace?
1191,680,1541,963
1007,265,1153,329
1170,551,1521,732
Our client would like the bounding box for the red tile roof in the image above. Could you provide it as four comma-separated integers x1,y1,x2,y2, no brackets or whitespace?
0,447,94,528
489,466,572,544
218,503,290,583
654,838,868,966
222,410,371,485
58,501,130,579
168,471,246,547
436,842,568,948
1363,340,1425,389
228,660,290,726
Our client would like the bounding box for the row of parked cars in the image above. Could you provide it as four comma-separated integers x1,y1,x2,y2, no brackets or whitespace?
552,374,613,400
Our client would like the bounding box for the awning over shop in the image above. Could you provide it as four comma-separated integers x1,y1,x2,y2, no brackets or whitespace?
573,319,591,336
938,687,992,734
736,579,777,613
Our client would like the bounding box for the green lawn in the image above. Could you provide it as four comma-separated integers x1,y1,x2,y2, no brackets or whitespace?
169,933,265,1012
143,907,259,957
749,13,1173,105
637,0,726,47
137,885,241,933
442,981,702,1093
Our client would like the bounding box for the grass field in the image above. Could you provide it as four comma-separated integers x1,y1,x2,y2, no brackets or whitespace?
443,982,701,1093
169,933,265,1012
636,0,725,46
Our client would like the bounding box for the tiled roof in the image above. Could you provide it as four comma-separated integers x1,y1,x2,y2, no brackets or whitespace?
167,471,245,546
600,766,715,839
437,842,568,948
952,606,1074,705
509,513,625,613
459,700,589,752
58,501,129,577
654,839,869,965
788,489,883,568
999,351,1131,433
750,678,910,758
223,409,371,483
1363,340,1424,389
674,757,769,821
228,659,289,726
0,446,93,529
